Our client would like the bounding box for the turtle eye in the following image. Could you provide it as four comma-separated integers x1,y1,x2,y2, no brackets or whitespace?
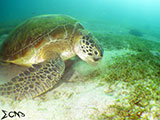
94,50,98,56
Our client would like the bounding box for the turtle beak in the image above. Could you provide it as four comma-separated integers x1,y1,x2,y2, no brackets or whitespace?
86,56,102,66
93,57,101,62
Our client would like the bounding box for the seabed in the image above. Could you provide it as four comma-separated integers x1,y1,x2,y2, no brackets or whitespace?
0,21,160,120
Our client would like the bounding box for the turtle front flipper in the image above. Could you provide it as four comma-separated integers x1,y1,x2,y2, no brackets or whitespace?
0,54,65,100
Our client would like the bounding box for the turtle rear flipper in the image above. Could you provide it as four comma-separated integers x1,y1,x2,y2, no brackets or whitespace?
0,54,65,100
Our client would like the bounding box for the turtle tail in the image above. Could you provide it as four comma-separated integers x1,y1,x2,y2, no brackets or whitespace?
0,56,65,100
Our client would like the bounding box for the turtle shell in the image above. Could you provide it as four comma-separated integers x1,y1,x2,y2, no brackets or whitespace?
0,14,83,61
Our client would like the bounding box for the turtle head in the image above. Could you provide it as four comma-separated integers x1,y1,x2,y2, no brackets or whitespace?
74,31,103,65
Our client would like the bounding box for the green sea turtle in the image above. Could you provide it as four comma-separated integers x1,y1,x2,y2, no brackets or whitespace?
0,14,103,100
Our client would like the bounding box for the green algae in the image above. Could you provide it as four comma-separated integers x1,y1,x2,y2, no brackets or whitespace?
91,51,160,119
89,32,160,119
103,51,159,83
94,32,160,52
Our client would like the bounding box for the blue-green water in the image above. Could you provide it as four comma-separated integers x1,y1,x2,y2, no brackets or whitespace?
0,0,160,39
0,0,160,27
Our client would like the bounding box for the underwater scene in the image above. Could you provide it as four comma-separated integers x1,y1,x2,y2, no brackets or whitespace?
0,0,160,120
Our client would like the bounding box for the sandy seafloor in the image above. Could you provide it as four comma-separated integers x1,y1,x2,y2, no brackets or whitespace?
0,20,160,120
0,49,125,120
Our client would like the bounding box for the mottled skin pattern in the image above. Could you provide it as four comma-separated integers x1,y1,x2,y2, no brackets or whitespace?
0,14,103,100
0,55,65,100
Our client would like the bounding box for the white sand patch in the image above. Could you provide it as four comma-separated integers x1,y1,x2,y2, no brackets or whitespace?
0,50,131,120
0,81,116,120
